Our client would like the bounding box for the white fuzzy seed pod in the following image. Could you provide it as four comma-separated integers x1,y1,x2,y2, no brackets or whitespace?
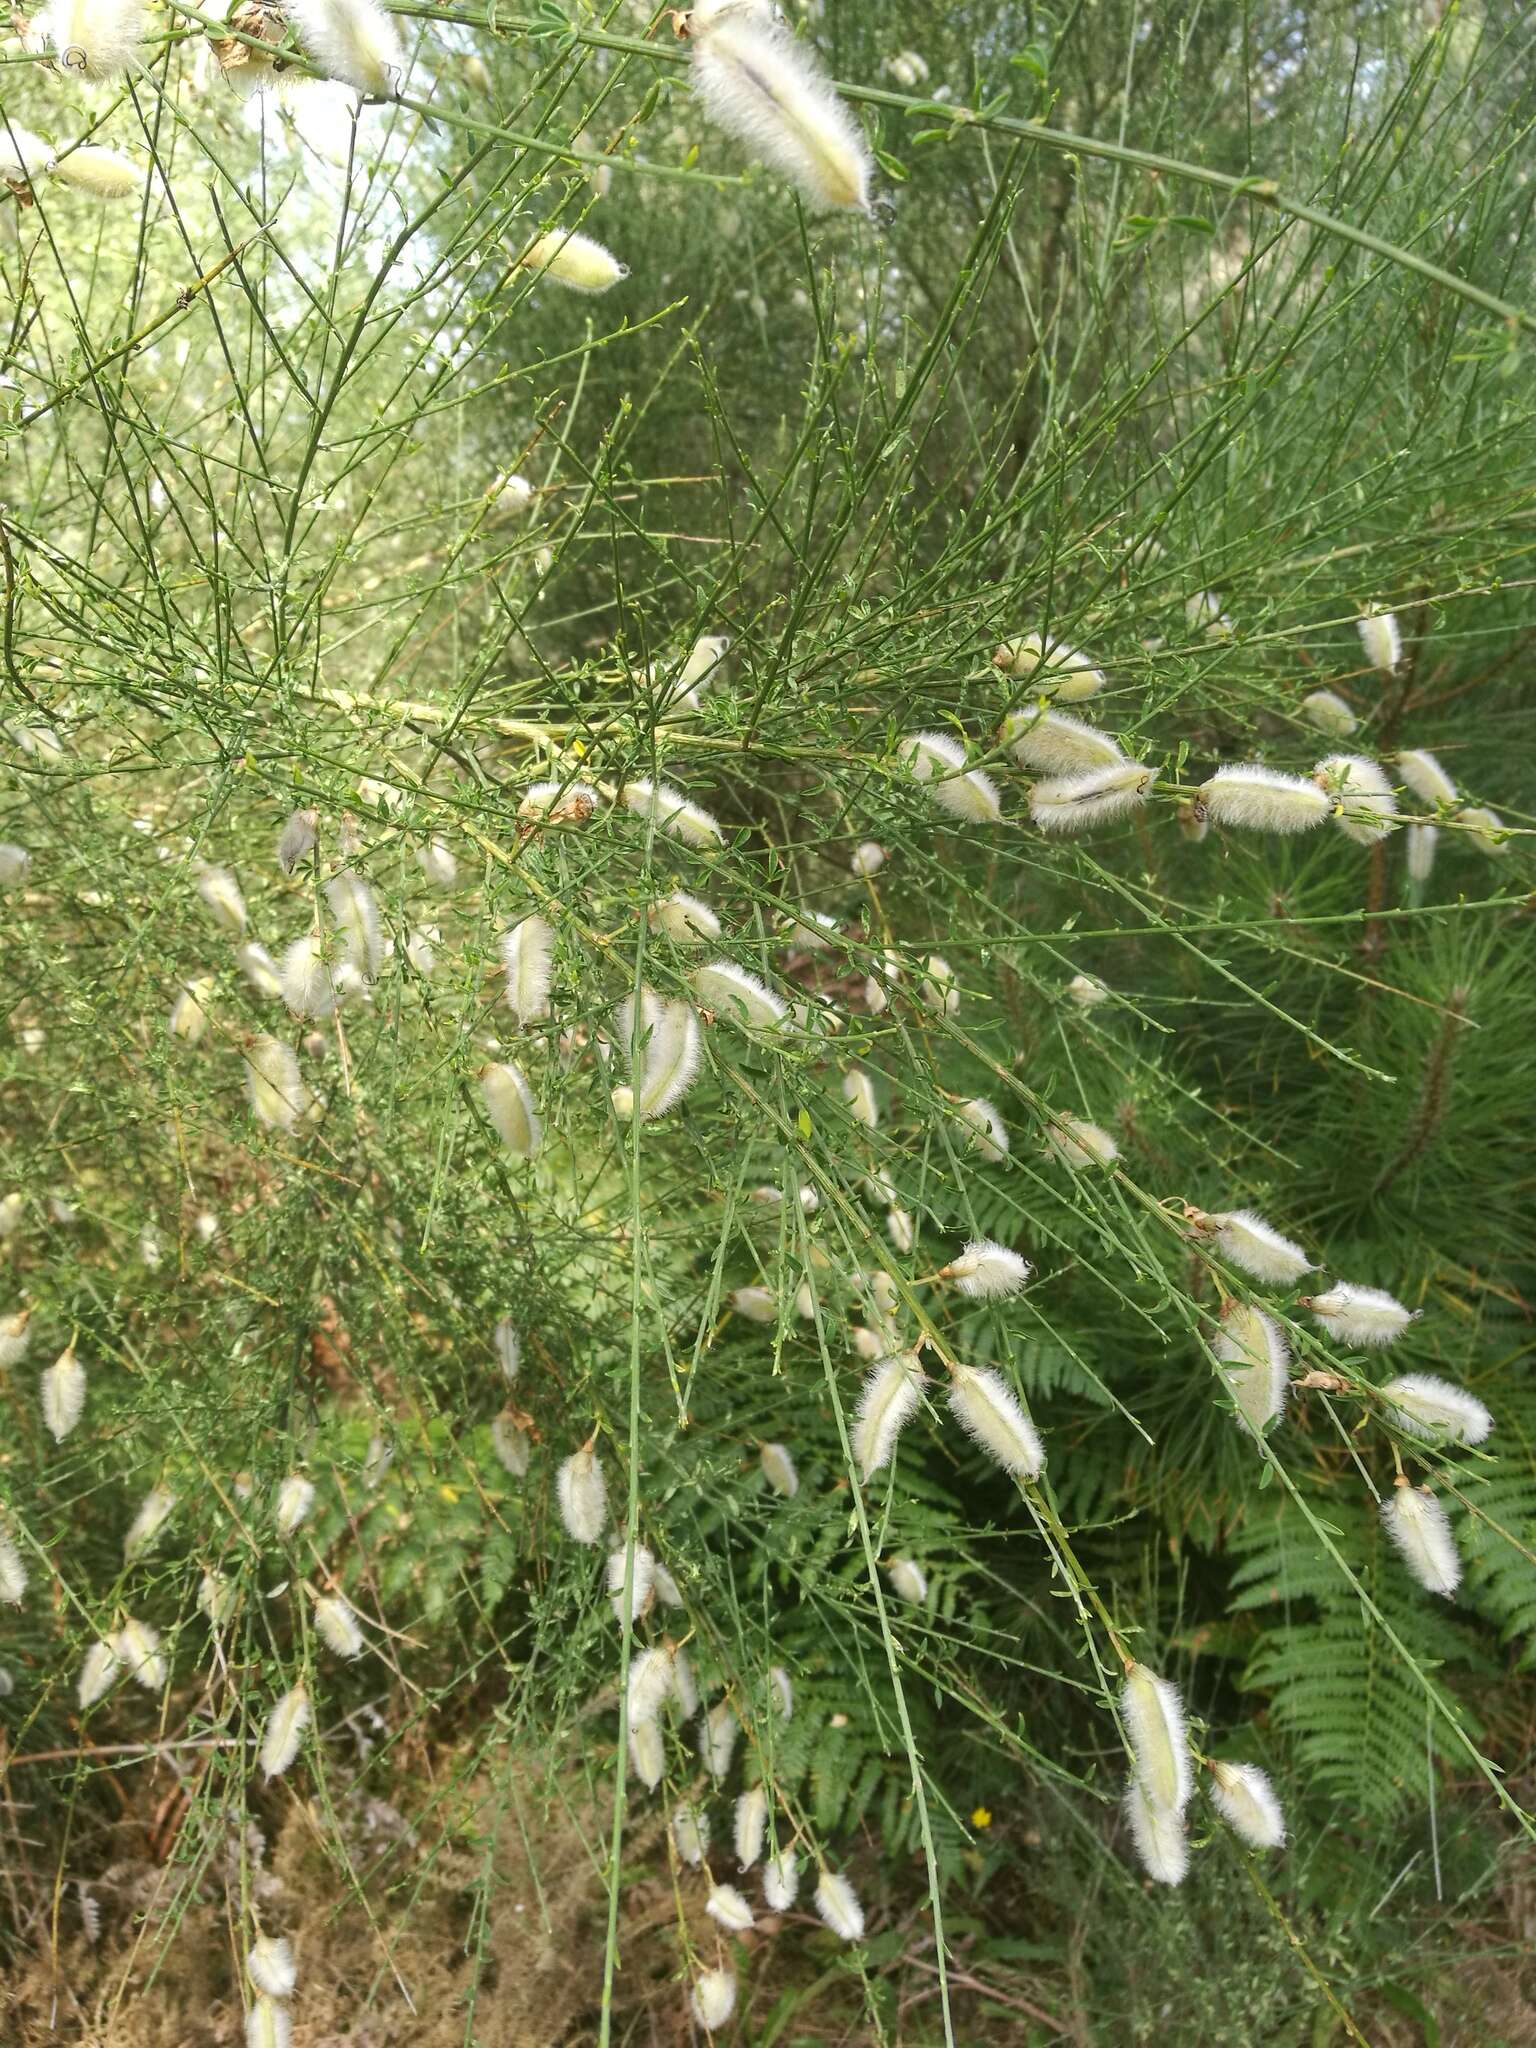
274,1474,316,1538
763,1847,799,1910
1358,606,1401,674
626,1001,703,1120
280,933,337,1019
1382,1485,1461,1598
694,960,786,1029
994,634,1104,700
621,778,723,847
853,1352,922,1483
417,837,458,888
200,1569,237,1628
1406,823,1438,883
1043,1115,1118,1169
169,976,215,1044
115,1617,166,1692
481,1062,542,1156
897,731,1002,824
628,1717,665,1790
1379,1373,1492,1446
1395,748,1457,807
606,1543,656,1627
237,943,285,1000
493,1316,520,1383
1121,1664,1192,1812
246,1994,292,2048
1124,1775,1188,1885
1457,805,1508,856
941,1237,1031,1300
1196,1207,1311,1285
1029,760,1153,835
689,1965,737,2031
648,891,720,944
851,840,886,877
626,1645,675,1728
730,1285,778,1323
41,1343,87,1442
123,1483,176,1562
557,1443,608,1545
247,1935,298,1999
275,808,318,874
195,865,246,932
0,1306,32,1367
955,1096,1009,1163
287,0,402,94
1300,689,1358,739
688,4,872,212
491,1411,531,1477
813,1869,865,1941
1213,1302,1289,1437
259,1682,311,1780
1067,972,1110,1006
886,1556,927,1604
699,1700,739,1779
35,0,145,76
501,915,555,1023
1002,706,1124,773
518,780,600,822
760,1442,799,1497
1198,765,1331,834
706,1881,755,1933
0,1523,28,1606
734,1784,768,1868
947,1364,1045,1479
885,1206,915,1254
78,1639,121,1708
312,1594,364,1660
1208,1760,1286,1849
517,227,628,293
1302,1281,1416,1348
326,872,382,978
841,1068,878,1129
246,1037,307,1131
1314,754,1398,845
672,1801,710,1865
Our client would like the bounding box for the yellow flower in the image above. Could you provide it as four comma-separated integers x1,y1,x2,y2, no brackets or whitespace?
971,1806,992,1829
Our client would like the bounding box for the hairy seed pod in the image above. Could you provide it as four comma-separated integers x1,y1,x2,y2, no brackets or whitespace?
854,1352,922,1482
1358,605,1401,674
1042,1115,1118,1168
1067,972,1109,1006
78,1639,121,1707
280,933,337,1019
1457,805,1507,855
688,2,872,212
326,873,382,978
1197,765,1330,834
519,780,600,822
312,1594,364,1660
200,1570,237,1627
1186,590,1233,638
237,943,285,1001
607,1543,656,1627
417,836,457,888
517,227,628,293
1406,823,1438,883
841,1068,878,1129
628,1716,664,1790
1028,760,1152,835
1395,748,1457,807
557,1443,608,1545
694,960,786,1029
673,1800,709,1865
501,915,555,1023
493,1316,520,1383
259,1682,311,1780
1002,705,1123,772
897,731,1002,823
813,1869,865,1941
1302,1281,1416,1348
274,1475,316,1538
760,1442,799,1497
1379,1373,1492,1446
763,1846,799,1909
0,1522,28,1606
276,808,318,874
41,1343,87,1442
491,1411,531,1478
626,1000,703,1120
1124,1775,1188,1885
699,1700,739,1779
0,1306,31,1366
481,1062,542,1156
246,1037,307,1131
247,1935,297,1999
1213,1302,1289,1437
34,0,145,76
169,976,215,1044
706,1881,755,1932
1208,1760,1285,1848
734,1784,768,1868
1299,689,1358,739
0,843,28,889
919,954,958,1017
1382,1485,1461,1597
287,0,401,94
689,1965,737,2030
621,778,723,847
941,1238,1031,1299
648,890,720,943
1121,1664,1191,1812
23,139,141,193
994,633,1104,701
730,1285,777,1323
123,1483,175,1562
116,1617,166,1691
886,1556,927,1604
1192,1207,1311,1285
955,1095,1008,1162
1314,753,1398,845
851,840,886,876
947,1364,1045,1478
886,1206,914,1254
627,1645,674,1728
196,864,246,932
